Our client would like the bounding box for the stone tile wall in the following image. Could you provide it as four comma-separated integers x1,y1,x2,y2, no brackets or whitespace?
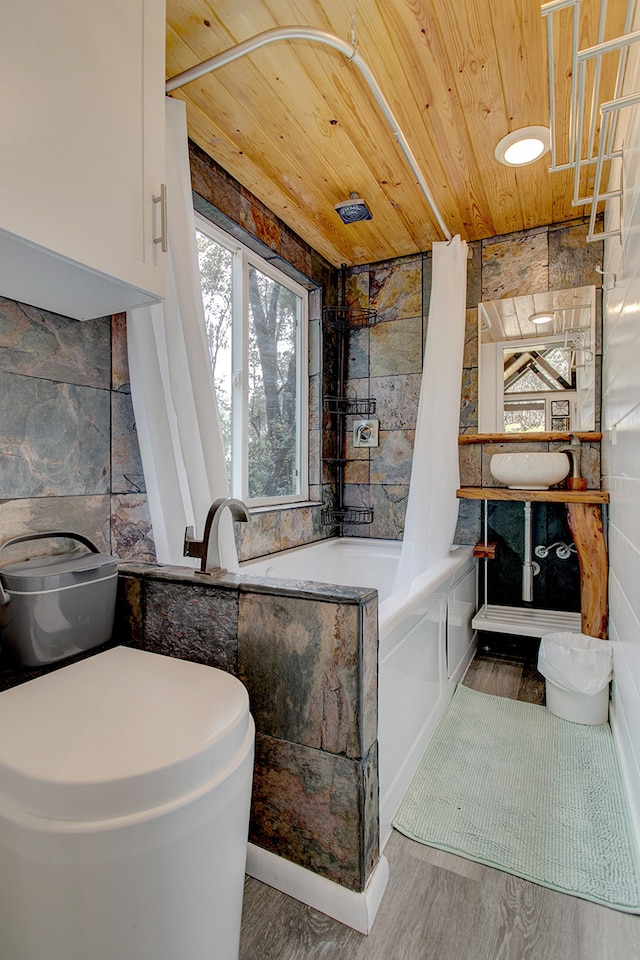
115,562,379,893
0,301,154,562
340,218,604,545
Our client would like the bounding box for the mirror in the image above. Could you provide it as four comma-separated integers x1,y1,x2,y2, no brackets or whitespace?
478,285,596,433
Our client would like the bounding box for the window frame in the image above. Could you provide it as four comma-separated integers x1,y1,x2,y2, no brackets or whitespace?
195,212,309,508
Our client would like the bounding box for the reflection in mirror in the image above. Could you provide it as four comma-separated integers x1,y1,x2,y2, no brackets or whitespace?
478,286,596,433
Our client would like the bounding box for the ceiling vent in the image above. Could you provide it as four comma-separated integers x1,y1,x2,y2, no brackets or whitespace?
334,193,372,223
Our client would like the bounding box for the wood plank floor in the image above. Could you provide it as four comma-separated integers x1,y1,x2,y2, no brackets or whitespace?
239,654,640,960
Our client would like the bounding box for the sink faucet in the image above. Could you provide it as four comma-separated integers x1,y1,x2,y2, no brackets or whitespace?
558,433,582,480
183,498,250,575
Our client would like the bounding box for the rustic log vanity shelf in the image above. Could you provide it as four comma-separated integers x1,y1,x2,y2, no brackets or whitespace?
457,477,609,642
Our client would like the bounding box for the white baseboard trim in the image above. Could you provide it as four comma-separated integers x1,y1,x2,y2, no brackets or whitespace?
245,843,389,935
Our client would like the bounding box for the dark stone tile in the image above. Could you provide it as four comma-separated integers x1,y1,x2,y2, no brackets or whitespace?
111,313,130,393
347,326,370,380
238,591,363,758
280,229,313,278
458,442,482,487
0,372,110,497
114,574,143,647
141,580,239,674
0,296,111,388
0,495,111,561
240,192,280,254
549,219,603,290
466,240,482,308
362,740,380,885
454,498,482,546
459,367,478,431
369,374,421,430
370,258,422,323
249,733,367,891
111,392,145,494
369,484,409,539
370,316,423,376
370,430,415,484
189,141,242,224
110,494,155,561
481,229,549,300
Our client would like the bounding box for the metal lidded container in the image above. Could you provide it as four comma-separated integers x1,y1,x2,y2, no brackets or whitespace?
0,533,118,667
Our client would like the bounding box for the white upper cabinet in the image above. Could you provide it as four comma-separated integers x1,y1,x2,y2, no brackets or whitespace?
0,0,166,320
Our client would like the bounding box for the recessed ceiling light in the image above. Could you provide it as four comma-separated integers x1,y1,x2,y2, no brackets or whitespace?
495,126,551,167
530,312,554,325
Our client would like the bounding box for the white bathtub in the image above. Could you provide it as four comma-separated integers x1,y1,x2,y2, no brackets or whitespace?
241,537,477,844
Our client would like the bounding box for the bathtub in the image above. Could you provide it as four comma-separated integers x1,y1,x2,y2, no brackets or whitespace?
240,537,477,844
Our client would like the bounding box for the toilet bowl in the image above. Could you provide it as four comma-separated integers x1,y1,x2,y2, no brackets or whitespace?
0,646,255,960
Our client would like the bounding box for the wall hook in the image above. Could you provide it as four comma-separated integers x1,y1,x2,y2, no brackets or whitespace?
595,265,616,290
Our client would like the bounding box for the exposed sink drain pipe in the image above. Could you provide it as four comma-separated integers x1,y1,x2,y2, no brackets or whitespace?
165,25,453,241
522,501,539,603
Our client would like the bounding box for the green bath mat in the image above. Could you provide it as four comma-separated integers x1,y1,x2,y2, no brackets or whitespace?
393,684,640,913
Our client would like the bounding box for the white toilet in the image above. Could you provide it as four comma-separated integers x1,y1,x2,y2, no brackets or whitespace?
0,538,255,960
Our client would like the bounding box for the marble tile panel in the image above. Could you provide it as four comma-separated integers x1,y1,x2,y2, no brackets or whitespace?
189,142,242,225
0,297,111,388
142,579,239,675
111,313,130,392
370,430,415,485
110,494,156,561
369,484,409,540
344,458,370,485
481,230,549,301
114,574,143,647
238,591,362,758
466,240,482,309
463,308,479,369
454,498,482,546
0,373,110,497
361,596,378,755
279,505,314,551
0,495,111,563
237,509,281,561
370,259,422,323
308,428,321,487
240,192,280,254
362,741,380,884
309,321,321,378
280,229,313,279
309,288,322,323
345,269,370,311
549,219,603,290
347,326,370,380
250,733,366,891
458,442,482,487
370,316,423,377
460,367,478,432
369,374,421,430
111,392,145,494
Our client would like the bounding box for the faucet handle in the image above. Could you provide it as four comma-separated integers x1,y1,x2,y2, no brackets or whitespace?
183,525,206,560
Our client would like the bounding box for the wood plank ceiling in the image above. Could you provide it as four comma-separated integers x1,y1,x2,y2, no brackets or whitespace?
166,0,630,267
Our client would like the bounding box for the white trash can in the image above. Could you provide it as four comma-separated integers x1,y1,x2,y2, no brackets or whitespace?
538,632,613,725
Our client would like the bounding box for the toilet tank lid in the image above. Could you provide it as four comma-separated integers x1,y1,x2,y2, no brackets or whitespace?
0,647,253,822
0,549,117,592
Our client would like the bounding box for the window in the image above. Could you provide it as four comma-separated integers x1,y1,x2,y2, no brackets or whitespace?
196,215,308,506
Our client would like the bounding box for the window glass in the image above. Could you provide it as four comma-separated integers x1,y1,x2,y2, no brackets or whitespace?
196,219,308,506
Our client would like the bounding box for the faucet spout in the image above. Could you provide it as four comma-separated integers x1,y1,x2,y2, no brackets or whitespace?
557,433,583,480
183,497,250,575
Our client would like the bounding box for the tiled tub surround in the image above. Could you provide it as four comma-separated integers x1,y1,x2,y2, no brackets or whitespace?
115,562,380,909
338,217,604,545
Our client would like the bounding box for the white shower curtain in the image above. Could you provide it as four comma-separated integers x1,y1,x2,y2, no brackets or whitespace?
394,236,468,587
126,97,236,570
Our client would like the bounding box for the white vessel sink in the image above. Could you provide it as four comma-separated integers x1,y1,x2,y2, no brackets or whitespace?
490,452,570,490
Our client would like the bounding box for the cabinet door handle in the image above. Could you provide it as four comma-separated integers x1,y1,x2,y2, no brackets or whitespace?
153,183,167,253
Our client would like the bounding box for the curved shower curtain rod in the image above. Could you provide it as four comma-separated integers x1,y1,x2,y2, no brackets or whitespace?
165,25,453,241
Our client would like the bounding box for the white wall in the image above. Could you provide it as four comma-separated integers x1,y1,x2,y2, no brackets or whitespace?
601,96,640,847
